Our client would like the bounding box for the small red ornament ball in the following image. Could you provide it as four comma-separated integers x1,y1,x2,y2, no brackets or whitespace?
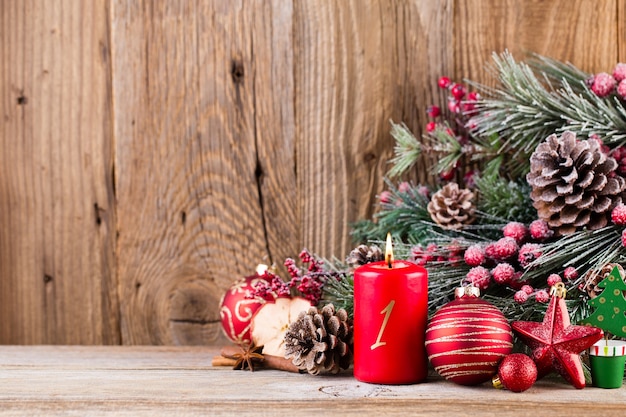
493,354,537,392
219,270,275,343
425,288,514,385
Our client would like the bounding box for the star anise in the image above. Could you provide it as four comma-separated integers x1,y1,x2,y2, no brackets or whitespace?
225,342,264,371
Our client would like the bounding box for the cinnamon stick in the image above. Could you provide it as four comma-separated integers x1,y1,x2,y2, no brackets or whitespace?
219,345,300,373
263,353,300,373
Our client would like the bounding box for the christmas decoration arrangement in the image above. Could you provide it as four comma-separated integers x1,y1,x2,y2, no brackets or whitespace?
213,51,626,391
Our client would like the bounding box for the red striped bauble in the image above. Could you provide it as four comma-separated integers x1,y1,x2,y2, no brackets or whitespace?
425,287,514,385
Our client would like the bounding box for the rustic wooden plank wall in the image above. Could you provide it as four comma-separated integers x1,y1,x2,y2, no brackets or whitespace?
0,0,623,345
0,0,119,344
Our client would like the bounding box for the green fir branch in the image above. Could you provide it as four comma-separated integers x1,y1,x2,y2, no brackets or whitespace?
351,177,518,248
427,128,498,176
475,173,536,223
528,53,590,94
321,273,355,318
388,122,422,178
429,127,463,175
426,263,471,314
524,226,626,284
354,180,435,245
554,82,626,146
389,121,504,180
470,51,626,177
469,52,568,176
483,294,548,323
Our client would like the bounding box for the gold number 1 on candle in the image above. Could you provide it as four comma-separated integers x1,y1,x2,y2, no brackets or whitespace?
371,300,395,350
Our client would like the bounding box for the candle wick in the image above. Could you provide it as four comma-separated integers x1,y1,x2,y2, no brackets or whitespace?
386,254,392,269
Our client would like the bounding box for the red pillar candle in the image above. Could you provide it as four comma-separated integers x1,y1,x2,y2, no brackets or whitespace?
353,235,428,384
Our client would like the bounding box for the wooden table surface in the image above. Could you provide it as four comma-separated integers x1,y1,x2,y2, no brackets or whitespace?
0,346,625,416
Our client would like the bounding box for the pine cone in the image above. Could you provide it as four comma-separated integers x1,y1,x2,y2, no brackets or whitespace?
527,131,625,235
346,244,384,268
427,183,476,229
284,304,353,375
581,263,625,298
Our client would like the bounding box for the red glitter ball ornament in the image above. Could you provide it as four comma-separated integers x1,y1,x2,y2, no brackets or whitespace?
425,286,514,385
493,353,537,392
219,266,276,343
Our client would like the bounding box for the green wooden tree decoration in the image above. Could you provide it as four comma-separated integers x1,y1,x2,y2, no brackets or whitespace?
581,266,626,338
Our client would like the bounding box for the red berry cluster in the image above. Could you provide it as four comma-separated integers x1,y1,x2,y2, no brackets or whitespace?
426,76,481,182
514,269,580,305
284,249,330,304
436,76,479,115
588,63,626,99
459,220,574,304
247,249,342,304
247,270,291,299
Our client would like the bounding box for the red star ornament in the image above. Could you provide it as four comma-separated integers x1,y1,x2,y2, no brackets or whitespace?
512,283,603,389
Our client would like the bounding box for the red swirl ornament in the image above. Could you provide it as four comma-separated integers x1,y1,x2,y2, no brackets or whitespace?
219,267,275,343
425,287,514,385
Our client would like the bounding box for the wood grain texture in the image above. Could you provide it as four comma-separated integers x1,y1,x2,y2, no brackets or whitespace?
0,346,625,416
389,0,455,186
0,0,119,344
616,0,626,62
2,0,626,345
454,0,619,82
111,0,296,344
293,0,454,258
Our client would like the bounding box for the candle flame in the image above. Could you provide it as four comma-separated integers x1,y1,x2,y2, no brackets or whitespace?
385,233,394,268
